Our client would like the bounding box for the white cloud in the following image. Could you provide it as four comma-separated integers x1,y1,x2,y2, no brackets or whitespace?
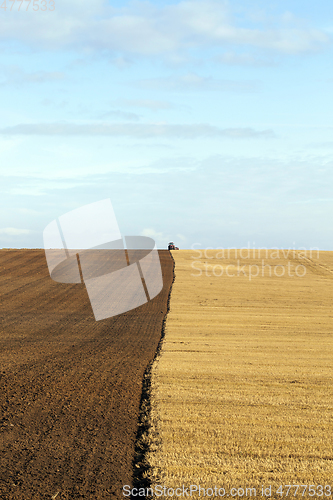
141,228,169,247
136,73,259,92
216,51,278,67
16,208,40,215
176,233,187,242
308,141,333,149
97,110,141,121
0,227,31,235
0,122,275,139
115,99,174,110
141,228,165,240
0,66,64,86
0,0,329,58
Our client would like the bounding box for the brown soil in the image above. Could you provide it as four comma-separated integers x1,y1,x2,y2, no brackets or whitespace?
0,249,174,500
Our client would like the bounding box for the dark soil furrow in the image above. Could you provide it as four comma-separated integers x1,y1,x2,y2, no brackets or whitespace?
0,249,174,500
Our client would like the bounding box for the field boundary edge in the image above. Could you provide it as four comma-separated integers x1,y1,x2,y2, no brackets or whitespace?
131,251,176,493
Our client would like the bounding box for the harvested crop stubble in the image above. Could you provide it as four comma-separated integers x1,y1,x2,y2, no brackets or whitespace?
147,250,333,498
0,249,174,500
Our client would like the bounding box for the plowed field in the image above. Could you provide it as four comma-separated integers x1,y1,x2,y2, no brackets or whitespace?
0,249,174,500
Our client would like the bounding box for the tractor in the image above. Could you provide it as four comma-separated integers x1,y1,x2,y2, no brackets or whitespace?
168,241,179,250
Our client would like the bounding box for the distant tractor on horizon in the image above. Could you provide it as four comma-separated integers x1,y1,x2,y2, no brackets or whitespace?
168,242,179,250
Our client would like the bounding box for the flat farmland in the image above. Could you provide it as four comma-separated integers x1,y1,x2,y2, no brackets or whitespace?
148,249,333,498
0,249,174,500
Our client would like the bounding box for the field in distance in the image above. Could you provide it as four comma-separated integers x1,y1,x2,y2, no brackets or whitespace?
147,249,333,498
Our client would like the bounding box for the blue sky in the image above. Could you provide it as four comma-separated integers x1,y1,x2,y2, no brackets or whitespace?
0,0,332,249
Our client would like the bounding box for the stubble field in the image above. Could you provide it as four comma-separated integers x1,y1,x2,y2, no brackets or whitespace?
147,249,333,498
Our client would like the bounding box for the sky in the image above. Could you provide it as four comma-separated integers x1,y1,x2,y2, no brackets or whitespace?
0,0,332,250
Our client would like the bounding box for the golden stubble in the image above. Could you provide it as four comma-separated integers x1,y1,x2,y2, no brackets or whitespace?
146,249,333,499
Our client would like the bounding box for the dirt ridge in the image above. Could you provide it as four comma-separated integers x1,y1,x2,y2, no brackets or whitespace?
131,251,175,493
